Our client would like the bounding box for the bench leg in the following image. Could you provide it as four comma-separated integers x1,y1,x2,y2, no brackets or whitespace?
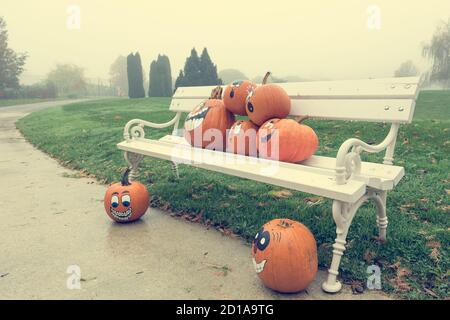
124,152,144,181
322,196,369,293
374,191,388,242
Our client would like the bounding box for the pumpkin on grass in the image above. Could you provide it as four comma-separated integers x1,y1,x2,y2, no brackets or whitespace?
223,80,257,116
246,72,291,125
252,218,318,293
257,116,318,163
104,168,149,223
227,120,259,156
184,86,235,151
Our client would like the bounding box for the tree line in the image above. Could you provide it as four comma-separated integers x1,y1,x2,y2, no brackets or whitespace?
125,47,222,99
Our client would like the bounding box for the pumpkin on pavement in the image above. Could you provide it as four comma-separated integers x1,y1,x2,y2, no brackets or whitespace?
252,218,318,293
104,168,149,223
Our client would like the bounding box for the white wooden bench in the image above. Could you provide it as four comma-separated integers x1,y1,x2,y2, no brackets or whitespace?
117,76,420,293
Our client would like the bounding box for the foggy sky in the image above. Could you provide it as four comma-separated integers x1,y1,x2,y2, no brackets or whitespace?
2,0,450,84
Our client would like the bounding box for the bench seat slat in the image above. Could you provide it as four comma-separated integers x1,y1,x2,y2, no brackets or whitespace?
173,77,420,100
158,135,404,190
117,139,367,203
170,98,415,123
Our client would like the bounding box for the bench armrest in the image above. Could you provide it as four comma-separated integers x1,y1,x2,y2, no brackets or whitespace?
335,123,400,185
123,113,181,141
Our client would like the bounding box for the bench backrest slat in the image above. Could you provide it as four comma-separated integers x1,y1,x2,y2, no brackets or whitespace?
170,77,420,123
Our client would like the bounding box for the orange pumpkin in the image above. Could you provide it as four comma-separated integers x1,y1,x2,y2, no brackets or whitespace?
184,86,235,151
104,168,149,223
223,80,257,116
227,120,259,156
245,72,291,125
252,218,318,293
257,117,318,163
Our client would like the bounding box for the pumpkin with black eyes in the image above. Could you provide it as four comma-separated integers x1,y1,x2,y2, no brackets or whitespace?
184,86,235,150
252,218,318,293
257,116,318,163
245,72,291,126
227,120,259,156
223,80,257,116
103,168,149,223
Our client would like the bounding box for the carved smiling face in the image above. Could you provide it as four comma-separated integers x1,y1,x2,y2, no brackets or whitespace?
184,102,210,132
184,99,235,150
103,169,150,223
251,219,318,293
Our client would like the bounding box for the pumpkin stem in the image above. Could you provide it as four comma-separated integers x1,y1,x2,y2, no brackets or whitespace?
262,72,271,85
295,115,310,124
121,167,132,186
210,86,223,99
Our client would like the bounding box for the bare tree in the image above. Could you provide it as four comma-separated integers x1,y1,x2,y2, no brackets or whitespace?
423,18,450,87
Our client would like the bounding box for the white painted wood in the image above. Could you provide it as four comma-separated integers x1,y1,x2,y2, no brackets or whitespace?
173,77,420,99
170,98,415,123
158,135,404,190
117,139,366,203
171,77,420,123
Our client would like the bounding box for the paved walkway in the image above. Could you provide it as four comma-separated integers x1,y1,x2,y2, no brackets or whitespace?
0,100,390,299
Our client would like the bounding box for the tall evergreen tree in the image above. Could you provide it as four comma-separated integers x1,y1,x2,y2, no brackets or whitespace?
127,52,145,98
174,47,222,90
148,54,172,97
200,48,222,85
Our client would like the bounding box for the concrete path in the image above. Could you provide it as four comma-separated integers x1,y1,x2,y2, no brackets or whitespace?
0,100,390,300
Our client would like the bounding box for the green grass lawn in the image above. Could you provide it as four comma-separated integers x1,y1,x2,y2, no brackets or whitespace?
0,98,57,108
16,91,449,299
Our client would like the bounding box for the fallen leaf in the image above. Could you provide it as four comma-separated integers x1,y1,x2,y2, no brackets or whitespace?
403,138,409,145
430,248,440,263
423,287,439,298
303,196,324,206
442,205,450,212
419,198,429,203
221,203,231,208
400,203,415,212
363,250,376,263
445,189,450,195
426,241,441,249
268,190,293,198
191,194,202,199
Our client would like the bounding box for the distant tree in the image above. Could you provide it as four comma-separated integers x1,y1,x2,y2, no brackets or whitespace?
174,70,185,91
109,55,128,96
199,48,222,85
0,17,27,94
127,52,145,98
174,48,222,90
395,60,419,77
46,64,86,97
218,69,248,84
148,54,172,97
423,18,450,87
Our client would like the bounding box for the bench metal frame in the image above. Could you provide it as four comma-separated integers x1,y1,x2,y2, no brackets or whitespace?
118,77,420,293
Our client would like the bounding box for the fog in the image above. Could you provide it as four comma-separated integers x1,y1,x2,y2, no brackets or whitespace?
2,0,450,83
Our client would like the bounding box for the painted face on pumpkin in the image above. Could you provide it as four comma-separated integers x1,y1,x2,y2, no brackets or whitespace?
109,191,133,221
184,102,210,132
252,228,271,273
259,119,278,143
228,80,244,99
